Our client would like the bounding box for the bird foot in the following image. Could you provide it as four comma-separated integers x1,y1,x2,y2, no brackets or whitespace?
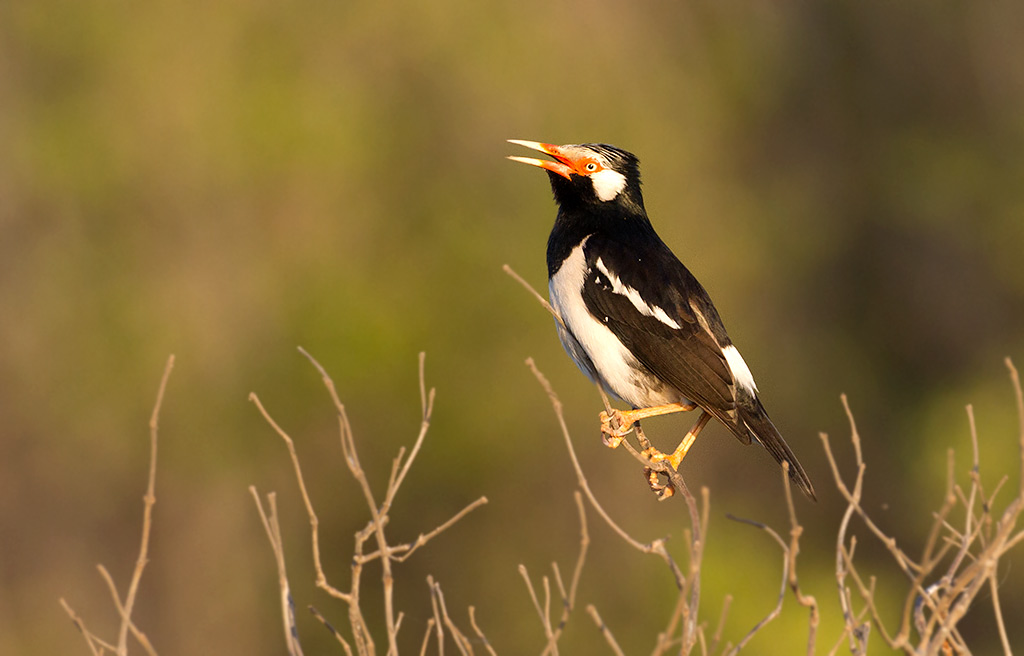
644,447,684,471
600,409,635,447
643,467,675,500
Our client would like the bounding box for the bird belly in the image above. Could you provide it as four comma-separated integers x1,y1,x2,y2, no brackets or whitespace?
549,242,687,409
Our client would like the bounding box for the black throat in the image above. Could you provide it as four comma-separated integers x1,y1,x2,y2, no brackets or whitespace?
545,190,655,277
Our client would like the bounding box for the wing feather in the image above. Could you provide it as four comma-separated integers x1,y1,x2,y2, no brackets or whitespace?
580,235,748,439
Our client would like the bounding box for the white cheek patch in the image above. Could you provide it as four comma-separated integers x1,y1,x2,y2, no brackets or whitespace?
590,168,627,201
723,344,758,394
595,258,682,330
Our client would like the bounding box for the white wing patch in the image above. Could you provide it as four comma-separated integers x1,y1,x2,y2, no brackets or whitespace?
723,344,758,394
590,168,627,201
594,258,682,330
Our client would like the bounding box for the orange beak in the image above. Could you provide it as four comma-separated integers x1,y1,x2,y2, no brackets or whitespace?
506,139,575,180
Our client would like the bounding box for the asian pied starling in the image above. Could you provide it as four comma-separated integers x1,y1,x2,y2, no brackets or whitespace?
508,140,815,500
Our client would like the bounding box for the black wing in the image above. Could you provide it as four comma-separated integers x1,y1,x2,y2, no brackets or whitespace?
582,232,816,499
580,233,750,442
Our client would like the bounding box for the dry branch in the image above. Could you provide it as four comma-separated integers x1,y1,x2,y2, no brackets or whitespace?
250,350,487,655
60,354,174,656
821,358,1024,655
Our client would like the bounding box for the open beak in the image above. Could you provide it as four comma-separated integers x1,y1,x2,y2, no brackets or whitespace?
506,139,575,180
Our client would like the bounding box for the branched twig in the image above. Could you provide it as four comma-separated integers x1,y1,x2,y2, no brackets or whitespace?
529,490,590,656
250,488,304,656
821,359,1024,655
428,576,474,656
721,513,788,655
251,350,487,656
61,354,174,656
525,359,690,571
781,461,819,656
526,357,715,653
718,460,821,656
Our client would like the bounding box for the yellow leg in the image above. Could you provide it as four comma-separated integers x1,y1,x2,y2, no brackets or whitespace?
647,411,712,470
599,401,698,445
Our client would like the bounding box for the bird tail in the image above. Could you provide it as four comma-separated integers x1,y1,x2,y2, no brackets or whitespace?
739,400,816,501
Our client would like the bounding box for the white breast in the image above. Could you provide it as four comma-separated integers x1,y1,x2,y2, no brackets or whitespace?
549,238,679,408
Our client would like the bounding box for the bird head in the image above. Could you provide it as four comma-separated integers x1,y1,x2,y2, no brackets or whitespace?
507,140,644,214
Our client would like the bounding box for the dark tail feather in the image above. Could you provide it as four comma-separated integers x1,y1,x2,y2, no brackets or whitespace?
740,402,816,501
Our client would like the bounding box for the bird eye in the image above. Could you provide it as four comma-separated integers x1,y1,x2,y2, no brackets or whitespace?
584,162,598,172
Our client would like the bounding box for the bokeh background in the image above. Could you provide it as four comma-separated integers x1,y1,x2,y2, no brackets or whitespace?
3,0,1024,653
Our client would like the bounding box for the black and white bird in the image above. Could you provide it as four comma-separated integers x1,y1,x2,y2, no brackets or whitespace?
508,139,815,500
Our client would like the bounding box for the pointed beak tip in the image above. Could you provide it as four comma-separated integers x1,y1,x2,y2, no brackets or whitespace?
507,139,549,152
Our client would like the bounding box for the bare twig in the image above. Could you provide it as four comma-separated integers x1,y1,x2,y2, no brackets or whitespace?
468,607,498,656
252,350,487,656
821,360,1024,655
780,461,820,656
309,606,355,656
722,514,788,654
519,565,556,654
59,597,115,655
383,497,489,564
119,355,174,655
526,359,684,575
61,354,174,656
503,264,566,331
419,618,438,656
536,491,590,656
708,595,732,656
429,576,473,656
587,605,626,656
250,488,304,656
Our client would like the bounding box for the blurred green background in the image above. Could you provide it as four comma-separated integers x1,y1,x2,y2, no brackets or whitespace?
3,0,1024,653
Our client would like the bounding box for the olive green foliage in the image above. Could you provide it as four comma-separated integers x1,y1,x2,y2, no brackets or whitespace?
2,0,1023,654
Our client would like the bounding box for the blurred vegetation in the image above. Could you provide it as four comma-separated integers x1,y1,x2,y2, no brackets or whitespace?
2,0,1023,653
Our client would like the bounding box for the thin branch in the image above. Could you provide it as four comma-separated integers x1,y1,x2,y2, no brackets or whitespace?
428,580,446,656
295,346,399,650
987,572,1012,656
709,595,732,656
722,515,789,655
115,355,174,655
503,264,566,331
1008,358,1024,497
525,358,684,581
468,607,498,656
519,565,556,653
650,592,687,656
247,392,353,603
419,618,437,656
60,356,174,656
387,497,489,563
309,606,355,656
428,577,473,656
587,605,626,656
250,488,304,656
60,597,116,655
94,566,158,656
379,351,436,514
781,461,819,656
539,490,590,656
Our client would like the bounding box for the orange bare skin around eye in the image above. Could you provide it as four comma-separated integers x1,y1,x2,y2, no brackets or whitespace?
575,157,603,176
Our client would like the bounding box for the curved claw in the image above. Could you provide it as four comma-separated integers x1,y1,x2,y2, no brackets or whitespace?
599,409,635,448
644,467,676,500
